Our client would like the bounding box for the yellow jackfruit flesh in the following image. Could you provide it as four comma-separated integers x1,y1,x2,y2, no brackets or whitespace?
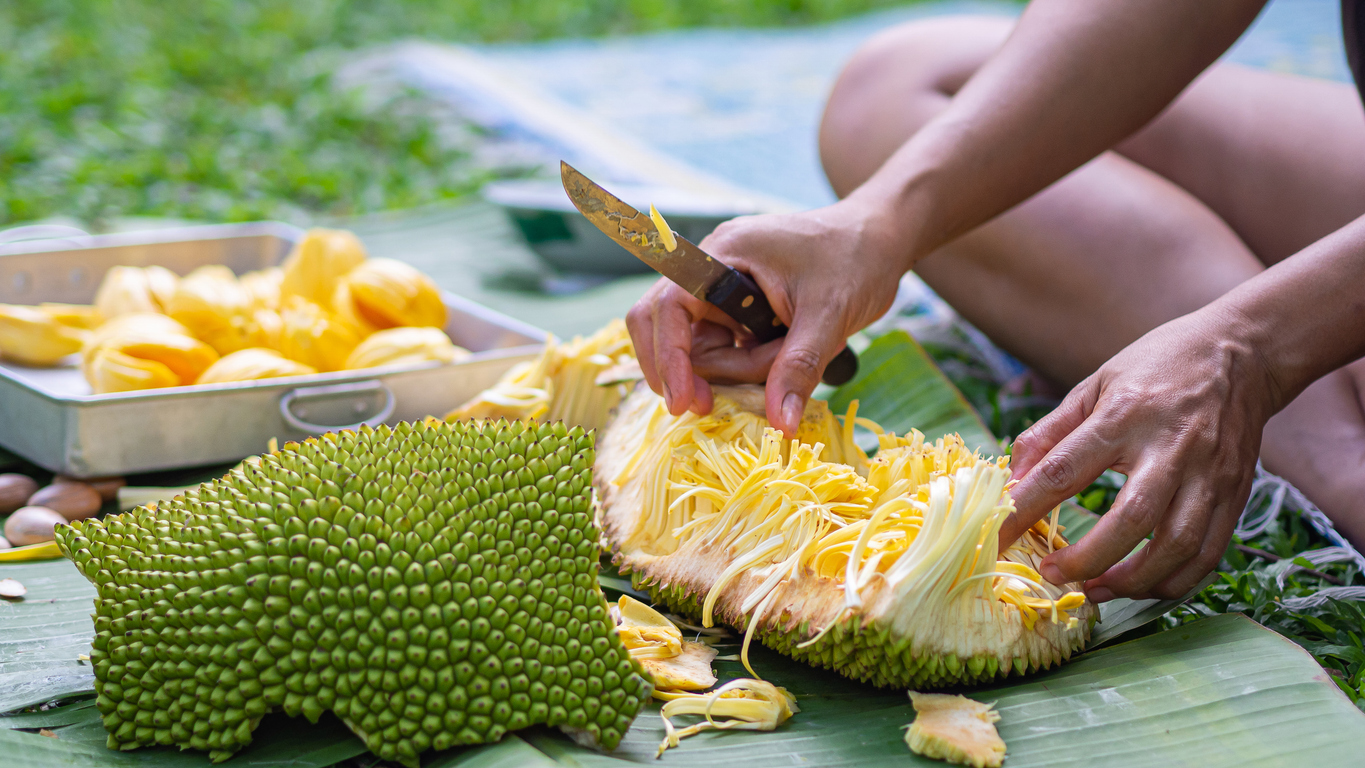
446,319,634,430
196,348,317,385
239,267,283,311
595,384,1095,690
55,420,653,765
278,296,361,372
655,679,798,757
343,326,467,370
166,266,259,355
905,693,1006,768
87,348,181,393
613,595,717,694
81,313,219,391
39,303,103,329
0,304,89,366
332,258,446,334
279,228,367,307
94,265,179,319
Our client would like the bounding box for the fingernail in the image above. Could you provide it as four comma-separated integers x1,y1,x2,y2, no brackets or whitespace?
781,393,803,434
1086,586,1115,603
662,380,674,411
1039,562,1066,585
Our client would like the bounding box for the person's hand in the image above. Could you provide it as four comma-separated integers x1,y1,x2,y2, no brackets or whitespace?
998,306,1282,601
625,198,908,435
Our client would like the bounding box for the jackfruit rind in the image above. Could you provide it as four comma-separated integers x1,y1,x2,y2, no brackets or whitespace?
596,384,1095,691
56,419,652,765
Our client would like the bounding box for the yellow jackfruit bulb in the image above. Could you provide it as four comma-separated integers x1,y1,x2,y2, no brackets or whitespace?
612,595,717,694
905,693,1006,768
332,258,446,333
38,303,103,330
196,348,317,385
144,266,180,310
82,313,217,389
279,228,367,307
94,266,160,319
87,348,180,394
0,304,89,366
166,266,254,355
239,267,283,311
278,297,361,372
342,326,467,370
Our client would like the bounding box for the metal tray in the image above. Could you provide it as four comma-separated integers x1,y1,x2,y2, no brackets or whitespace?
0,222,546,478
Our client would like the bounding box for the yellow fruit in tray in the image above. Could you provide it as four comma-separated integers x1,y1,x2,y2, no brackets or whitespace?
332,258,446,333
279,228,367,307
166,266,255,355
278,297,361,372
0,304,89,366
196,348,317,385
38,303,103,330
342,326,467,370
87,348,181,393
93,265,179,319
239,266,283,311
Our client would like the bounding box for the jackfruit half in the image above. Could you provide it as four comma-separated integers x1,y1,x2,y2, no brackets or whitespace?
595,384,1095,691
55,420,652,765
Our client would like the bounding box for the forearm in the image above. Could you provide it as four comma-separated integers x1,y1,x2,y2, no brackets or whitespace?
851,0,1266,268
1215,216,1365,412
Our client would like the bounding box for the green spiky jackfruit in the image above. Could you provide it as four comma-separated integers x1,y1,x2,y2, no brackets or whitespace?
55,419,652,766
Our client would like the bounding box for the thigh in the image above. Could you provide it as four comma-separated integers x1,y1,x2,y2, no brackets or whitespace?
1117,64,1365,264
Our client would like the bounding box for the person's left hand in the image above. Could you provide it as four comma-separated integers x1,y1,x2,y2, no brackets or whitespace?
997,305,1281,601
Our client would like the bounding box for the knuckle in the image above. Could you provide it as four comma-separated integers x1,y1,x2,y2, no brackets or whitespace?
1166,528,1202,562
781,345,824,381
1035,456,1076,494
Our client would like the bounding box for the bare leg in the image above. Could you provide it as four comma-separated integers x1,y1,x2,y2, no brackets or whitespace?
818,16,1365,545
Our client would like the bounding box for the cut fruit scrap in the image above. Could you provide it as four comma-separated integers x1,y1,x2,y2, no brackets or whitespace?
613,595,718,694
55,419,652,766
596,383,1095,690
446,319,635,431
905,693,1006,768
655,678,798,758
648,205,678,252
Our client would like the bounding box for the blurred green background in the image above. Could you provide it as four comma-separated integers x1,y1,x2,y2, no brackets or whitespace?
0,0,915,229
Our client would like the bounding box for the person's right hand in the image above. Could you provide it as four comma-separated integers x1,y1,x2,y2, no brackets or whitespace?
625,197,911,435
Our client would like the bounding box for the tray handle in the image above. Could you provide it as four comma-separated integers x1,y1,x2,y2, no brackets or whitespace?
279,380,396,434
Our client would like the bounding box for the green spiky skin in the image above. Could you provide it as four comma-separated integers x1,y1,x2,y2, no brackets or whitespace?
627,570,1076,690
55,419,651,766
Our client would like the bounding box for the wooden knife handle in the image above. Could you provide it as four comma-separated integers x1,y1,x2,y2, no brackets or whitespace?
705,270,859,386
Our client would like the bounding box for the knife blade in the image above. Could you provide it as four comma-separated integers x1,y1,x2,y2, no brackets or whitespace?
560,161,858,386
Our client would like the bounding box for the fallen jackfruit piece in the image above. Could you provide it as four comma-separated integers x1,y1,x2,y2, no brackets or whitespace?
447,319,634,430
332,258,446,334
196,348,317,384
55,419,653,765
656,679,798,757
278,296,362,372
0,304,89,366
596,384,1094,690
279,228,367,307
87,348,180,393
343,327,468,370
94,266,179,319
614,595,717,694
905,693,1006,768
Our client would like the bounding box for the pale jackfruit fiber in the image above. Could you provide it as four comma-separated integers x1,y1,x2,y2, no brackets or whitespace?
344,327,468,371
94,265,180,319
54,419,653,765
279,296,362,373
196,348,318,385
332,258,446,334
279,228,368,307
81,313,219,392
0,303,89,366
595,384,1095,691
447,319,635,430
905,692,1006,768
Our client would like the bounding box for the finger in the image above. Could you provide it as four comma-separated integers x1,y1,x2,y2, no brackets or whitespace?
1009,376,1099,482
1041,462,1181,588
625,283,664,396
1078,475,1211,598
1144,476,1250,600
649,283,711,416
998,418,1117,549
688,373,714,415
692,333,784,385
763,316,846,436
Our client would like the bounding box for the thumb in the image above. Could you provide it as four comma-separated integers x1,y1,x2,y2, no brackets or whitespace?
765,316,846,436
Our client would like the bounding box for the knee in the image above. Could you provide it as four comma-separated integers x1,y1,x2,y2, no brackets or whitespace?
819,15,1014,197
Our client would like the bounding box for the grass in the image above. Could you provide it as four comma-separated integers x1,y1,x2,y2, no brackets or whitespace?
0,0,917,230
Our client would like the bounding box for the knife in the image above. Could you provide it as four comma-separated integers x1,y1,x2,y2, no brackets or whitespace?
560,162,858,386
